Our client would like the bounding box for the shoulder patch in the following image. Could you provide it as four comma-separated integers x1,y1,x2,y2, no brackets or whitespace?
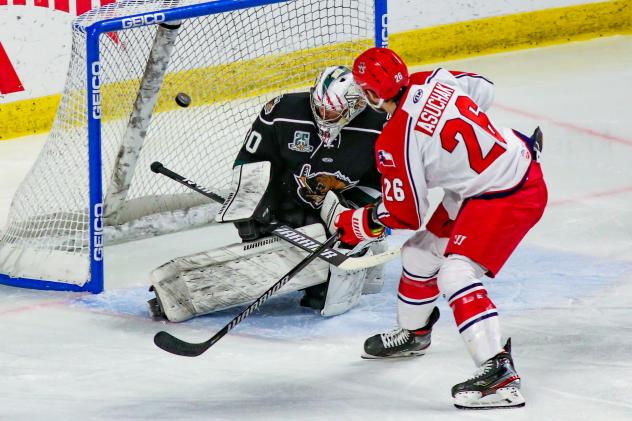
288,131,313,153
264,95,283,115
377,150,396,168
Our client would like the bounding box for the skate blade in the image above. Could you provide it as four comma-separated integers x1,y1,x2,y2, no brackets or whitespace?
454,387,525,410
147,298,167,321
361,349,427,359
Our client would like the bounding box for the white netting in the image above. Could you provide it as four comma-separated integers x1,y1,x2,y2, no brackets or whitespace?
0,0,375,287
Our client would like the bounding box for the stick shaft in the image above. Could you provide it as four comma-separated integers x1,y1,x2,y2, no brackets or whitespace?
151,161,225,204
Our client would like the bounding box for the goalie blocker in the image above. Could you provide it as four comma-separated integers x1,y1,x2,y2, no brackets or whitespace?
148,162,387,322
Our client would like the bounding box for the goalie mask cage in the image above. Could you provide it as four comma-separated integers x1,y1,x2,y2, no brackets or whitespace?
0,0,387,293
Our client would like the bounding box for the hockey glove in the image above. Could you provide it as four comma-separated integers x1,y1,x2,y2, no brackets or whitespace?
334,205,385,246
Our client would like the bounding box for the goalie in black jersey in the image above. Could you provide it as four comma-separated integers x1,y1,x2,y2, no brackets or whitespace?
148,66,389,322
230,66,385,241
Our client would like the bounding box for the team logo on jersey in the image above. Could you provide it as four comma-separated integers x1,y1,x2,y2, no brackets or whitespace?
413,88,423,103
453,235,467,246
288,131,314,153
378,150,396,167
294,164,358,208
264,95,283,115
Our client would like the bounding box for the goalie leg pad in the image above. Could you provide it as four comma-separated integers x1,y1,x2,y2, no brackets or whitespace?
362,238,388,295
149,223,328,322
320,242,374,317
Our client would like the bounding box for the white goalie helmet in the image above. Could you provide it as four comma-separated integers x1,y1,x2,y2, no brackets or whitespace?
310,66,367,145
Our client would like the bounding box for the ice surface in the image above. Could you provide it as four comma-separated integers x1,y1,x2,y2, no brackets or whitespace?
1,36,632,420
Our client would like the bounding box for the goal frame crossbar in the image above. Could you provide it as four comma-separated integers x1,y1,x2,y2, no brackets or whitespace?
0,0,388,293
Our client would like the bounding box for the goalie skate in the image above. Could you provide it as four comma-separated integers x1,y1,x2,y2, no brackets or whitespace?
452,339,525,410
147,286,167,320
362,307,439,359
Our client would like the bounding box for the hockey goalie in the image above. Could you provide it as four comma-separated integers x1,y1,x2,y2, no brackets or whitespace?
148,66,389,322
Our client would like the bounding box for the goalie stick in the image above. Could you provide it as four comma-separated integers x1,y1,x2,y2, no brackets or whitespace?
154,232,340,357
150,161,226,204
150,161,401,269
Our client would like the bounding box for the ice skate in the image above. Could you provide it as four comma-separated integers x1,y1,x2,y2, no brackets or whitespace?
147,286,167,321
452,339,525,410
362,307,439,359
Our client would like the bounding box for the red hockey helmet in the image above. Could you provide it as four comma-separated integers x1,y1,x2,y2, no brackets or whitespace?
352,47,410,101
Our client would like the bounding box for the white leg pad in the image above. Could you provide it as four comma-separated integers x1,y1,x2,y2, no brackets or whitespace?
320,263,368,317
362,239,388,295
150,223,328,322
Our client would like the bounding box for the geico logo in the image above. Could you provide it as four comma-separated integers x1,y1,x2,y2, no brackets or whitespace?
93,203,104,261
91,61,101,120
122,13,166,29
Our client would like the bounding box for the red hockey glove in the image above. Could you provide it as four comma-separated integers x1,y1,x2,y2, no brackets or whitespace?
334,205,385,246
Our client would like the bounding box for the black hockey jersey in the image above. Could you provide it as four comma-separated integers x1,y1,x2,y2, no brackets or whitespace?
234,92,387,215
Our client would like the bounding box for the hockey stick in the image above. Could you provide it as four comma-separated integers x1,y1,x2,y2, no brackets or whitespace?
150,161,226,204
153,232,340,357
271,226,400,270
150,161,400,269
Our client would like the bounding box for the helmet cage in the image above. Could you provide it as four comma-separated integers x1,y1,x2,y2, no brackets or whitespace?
310,66,366,144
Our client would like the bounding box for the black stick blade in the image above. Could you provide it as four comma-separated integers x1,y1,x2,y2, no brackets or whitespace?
154,331,212,357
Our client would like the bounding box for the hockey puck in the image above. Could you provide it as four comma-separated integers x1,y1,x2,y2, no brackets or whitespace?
175,92,191,108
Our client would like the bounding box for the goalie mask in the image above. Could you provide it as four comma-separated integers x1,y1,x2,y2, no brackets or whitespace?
310,66,367,146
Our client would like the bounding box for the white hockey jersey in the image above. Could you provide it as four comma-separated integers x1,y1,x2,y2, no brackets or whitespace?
375,69,533,230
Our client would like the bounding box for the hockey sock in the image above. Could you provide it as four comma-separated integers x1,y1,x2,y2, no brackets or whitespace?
397,273,440,330
439,255,503,365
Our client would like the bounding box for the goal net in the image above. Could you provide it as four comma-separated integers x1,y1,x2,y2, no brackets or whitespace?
0,0,385,292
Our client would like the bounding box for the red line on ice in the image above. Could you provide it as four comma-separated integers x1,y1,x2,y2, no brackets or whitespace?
550,185,632,207
495,103,632,147
0,299,76,316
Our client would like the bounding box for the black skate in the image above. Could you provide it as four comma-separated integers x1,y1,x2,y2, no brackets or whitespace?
362,307,440,359
299,282,329,310
147,286,167,321
452,338,525,410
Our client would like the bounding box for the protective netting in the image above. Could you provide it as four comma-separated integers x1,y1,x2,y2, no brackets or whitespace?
0,0,375,286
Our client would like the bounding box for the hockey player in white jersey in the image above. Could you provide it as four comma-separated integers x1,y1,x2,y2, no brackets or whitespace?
327,48,548,409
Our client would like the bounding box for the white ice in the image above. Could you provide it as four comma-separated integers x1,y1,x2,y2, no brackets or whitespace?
1,36,632,420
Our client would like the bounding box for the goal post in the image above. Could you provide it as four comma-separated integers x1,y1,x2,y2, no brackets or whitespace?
0,0,388,293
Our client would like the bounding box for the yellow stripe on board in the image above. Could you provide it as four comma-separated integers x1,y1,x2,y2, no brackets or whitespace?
101,39,369,123
1,0,630,141
0,94,62,140
0,39,370,140
390,0,632,66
